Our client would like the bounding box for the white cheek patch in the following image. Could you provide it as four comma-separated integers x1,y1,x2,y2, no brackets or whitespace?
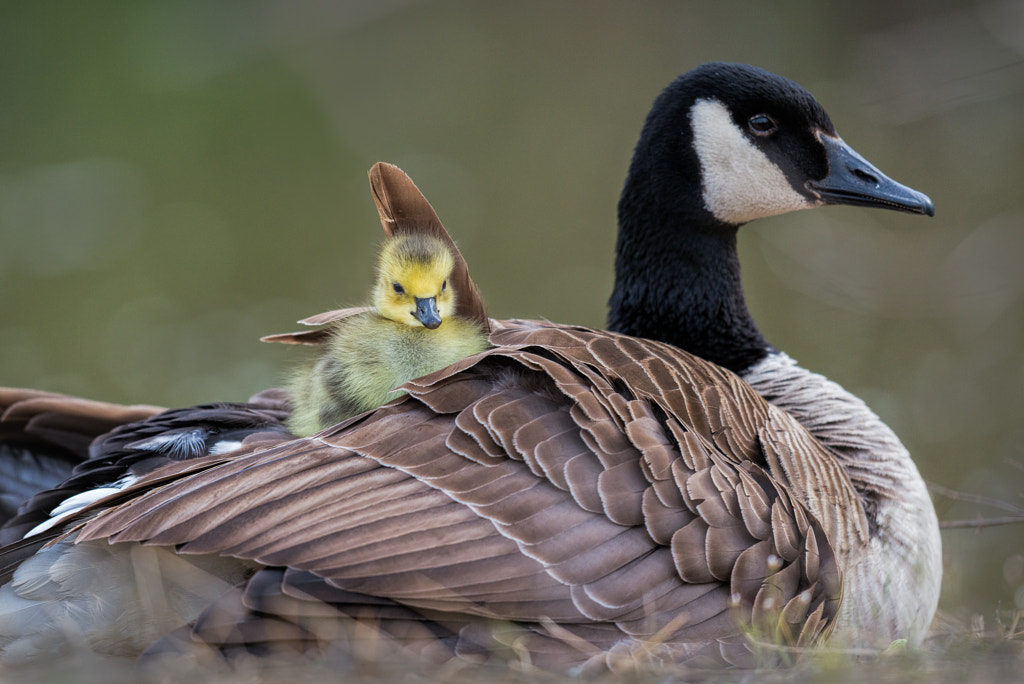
690,98,819,225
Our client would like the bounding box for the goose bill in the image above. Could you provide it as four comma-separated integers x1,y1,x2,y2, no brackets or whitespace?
808,134,935,216
414,297,442,329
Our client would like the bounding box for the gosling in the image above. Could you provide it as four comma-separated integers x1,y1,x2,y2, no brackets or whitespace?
287,233,489,436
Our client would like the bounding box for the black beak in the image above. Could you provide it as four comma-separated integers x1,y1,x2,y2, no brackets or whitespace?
414,297,442,329
808,135,934,217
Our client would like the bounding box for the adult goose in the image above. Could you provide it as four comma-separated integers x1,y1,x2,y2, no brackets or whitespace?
0,63,938,672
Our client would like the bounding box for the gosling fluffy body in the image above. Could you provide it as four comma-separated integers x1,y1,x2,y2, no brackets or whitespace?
288,233,488,436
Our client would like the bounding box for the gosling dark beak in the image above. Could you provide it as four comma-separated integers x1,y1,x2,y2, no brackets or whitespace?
807,135,934,217
414,297,442,329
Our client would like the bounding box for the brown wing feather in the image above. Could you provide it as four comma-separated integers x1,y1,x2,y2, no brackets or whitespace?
74,320,857,666
0,388,167,531
0,388,165,457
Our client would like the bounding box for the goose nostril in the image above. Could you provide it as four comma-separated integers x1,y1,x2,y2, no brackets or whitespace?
852,167,878,185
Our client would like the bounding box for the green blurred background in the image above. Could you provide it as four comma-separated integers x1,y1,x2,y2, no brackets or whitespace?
1,0,1022,630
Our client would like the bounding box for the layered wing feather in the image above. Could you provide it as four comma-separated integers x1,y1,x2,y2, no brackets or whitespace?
73,320,860,667
0,391,290,545
0,389,165,534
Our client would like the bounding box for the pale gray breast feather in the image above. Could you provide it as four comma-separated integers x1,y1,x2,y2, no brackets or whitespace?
743,354,943,646
741,352,908,508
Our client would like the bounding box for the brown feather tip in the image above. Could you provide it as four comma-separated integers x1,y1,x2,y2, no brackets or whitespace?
260,308,371,346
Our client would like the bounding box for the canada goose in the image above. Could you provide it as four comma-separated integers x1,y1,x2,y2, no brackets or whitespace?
0,63,938,672
283,165,490,437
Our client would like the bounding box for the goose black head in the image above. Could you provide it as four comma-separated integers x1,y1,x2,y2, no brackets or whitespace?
610,63,933,372
622,62,933,230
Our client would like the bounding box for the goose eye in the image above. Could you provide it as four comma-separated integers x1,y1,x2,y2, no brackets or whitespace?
393,282,405,294
441,280,447,292
748,114,777,136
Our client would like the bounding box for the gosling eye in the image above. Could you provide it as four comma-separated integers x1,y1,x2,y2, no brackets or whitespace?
393,282,405,295
748,114,777,136
441,280,447,293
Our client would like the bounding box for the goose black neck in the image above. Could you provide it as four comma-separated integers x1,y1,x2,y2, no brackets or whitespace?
607,101,770,374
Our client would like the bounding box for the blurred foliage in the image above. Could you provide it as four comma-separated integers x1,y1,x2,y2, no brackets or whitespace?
2,0,1023,670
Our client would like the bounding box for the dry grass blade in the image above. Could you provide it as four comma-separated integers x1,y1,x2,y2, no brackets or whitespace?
928,482,1024,515
928,478,1024,530
939,515,1024,530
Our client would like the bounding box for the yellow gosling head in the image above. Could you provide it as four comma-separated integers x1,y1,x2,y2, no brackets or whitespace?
371,233,456,329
